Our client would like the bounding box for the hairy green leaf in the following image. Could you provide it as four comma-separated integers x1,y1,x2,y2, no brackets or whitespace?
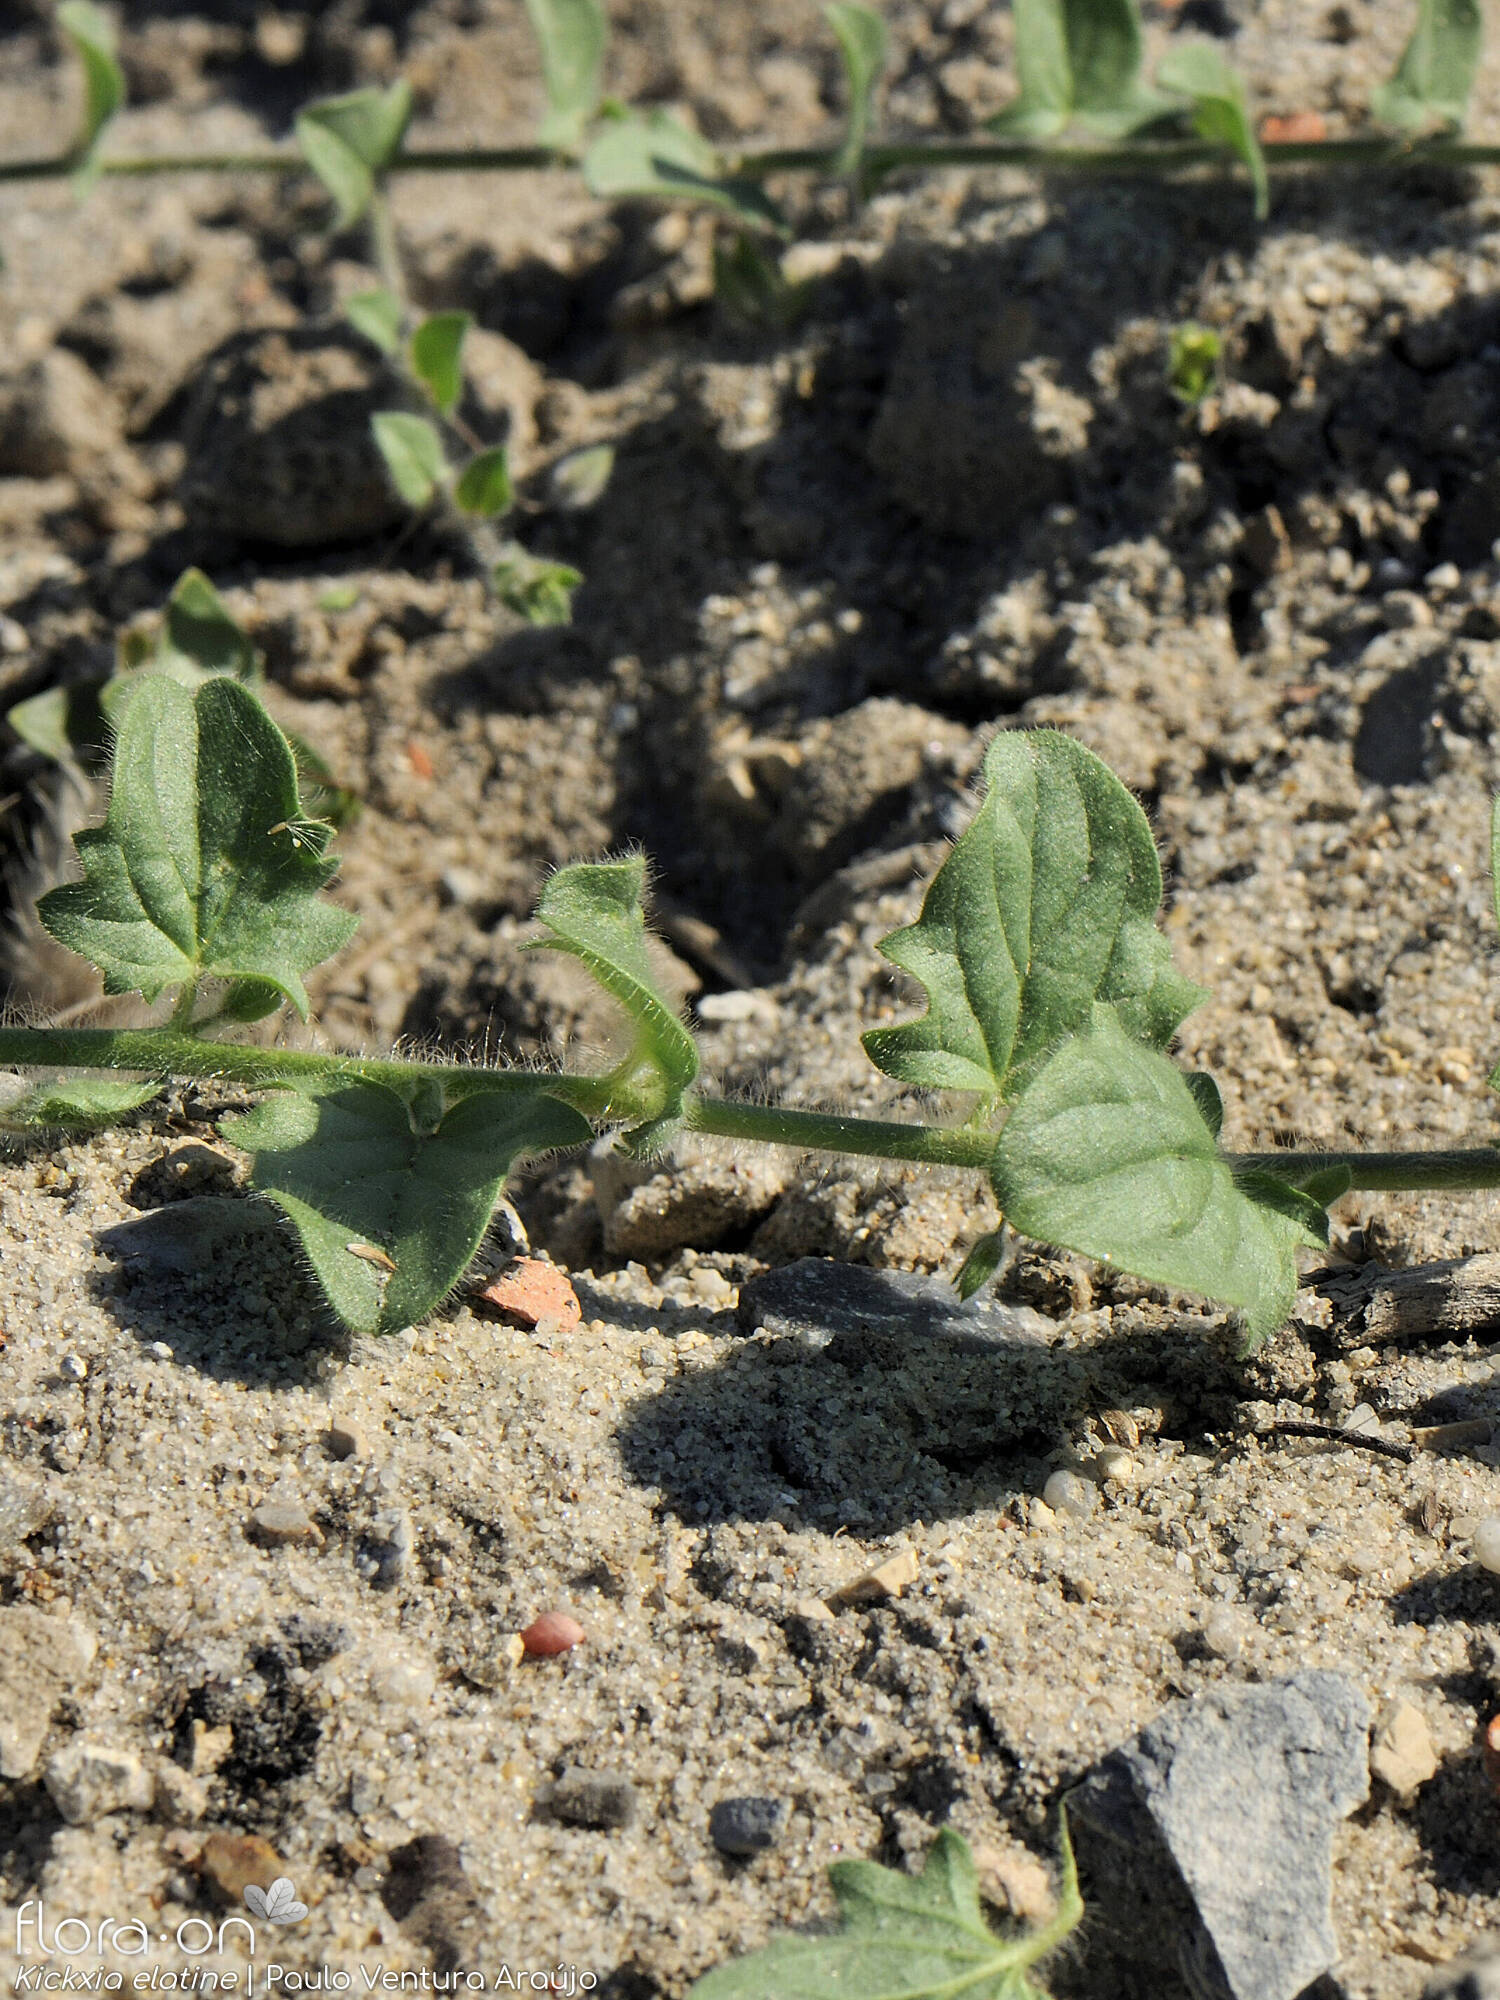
863,729,1205,1102
371,410,447,508
37,677,356,1018
1157,41,1268,219
990,0,1171,139
991,1007,1325,1348
58,1,125,186
583,112,787,233
296,81,413,226
690,1822,1080,2000
222,1083,591,1334
531,859,699,1127
826,3,888,176
954,1229,1007,1300
524,0,609,149
410,311,471,417
1373,0,1482,131
160,568,257,680
0,1076,161,1134
454,446,514,517
346,286,404,354
493,546,582,625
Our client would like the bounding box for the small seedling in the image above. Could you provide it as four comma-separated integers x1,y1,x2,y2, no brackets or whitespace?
1168,322,1223,404
689,1822,1081,2000
7,677,1500,1348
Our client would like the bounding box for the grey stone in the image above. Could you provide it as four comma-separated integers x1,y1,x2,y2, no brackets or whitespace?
44,1738,155,1823
1067,1672,1370,2000
736,1256,1058,1356
709,1796,787,1856
1424,1947,1500,1999
550,1767,638,1830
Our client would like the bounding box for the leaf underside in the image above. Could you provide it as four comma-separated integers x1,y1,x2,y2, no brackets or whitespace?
531,858,699,1120
296,81,413,226
37,676,356,1018
1157,40,1268,218
689,1823,1080,2000
863,728,1206,1102
1373,0,1481,131
990,0,1173,138
222,1083,591,1335
0,1077,161,1133
524,0,609,148
990,1006,1326,1349
582,112,787,232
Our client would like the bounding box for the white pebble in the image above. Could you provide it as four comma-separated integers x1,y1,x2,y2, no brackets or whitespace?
59,1355,87,1381
1043,1470,1098,1520
1473,1517,1500,1574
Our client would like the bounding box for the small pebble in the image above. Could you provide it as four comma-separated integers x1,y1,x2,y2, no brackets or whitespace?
148,1342,174,1362
836,1547,920,1604
248,1502,324,1548
1369,1699,1437,1799
44,1739,155,1824
709,1795,787,1856
1043,1470,1099,1520
326,1417,371,1460
521,1611,586,1657
1472,1517,1500,1574
59,1354,87,1381
639,1343,668,1370
1201,1606,1250,1661
550,1767,637,1829
153,1761,210,1825
199,1831,286,1906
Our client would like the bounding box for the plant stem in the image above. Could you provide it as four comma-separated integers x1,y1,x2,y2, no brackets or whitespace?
7,1025,1500,1189
1230,1147,1500,1192
2,135,1498,189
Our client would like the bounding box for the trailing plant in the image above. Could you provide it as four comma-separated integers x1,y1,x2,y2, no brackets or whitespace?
7,681,1500,1346
18,0,1494,229
687,1821,1081,2000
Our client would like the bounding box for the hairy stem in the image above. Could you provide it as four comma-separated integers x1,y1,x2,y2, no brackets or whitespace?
2,135,1498,188
1230,1147,1500,1191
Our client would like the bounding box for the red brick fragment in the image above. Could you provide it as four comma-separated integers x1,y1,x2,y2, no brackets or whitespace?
1259,111,1328,144
475,1258,582,1331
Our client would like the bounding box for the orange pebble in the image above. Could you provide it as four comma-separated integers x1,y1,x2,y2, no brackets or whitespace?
475,1258,582,1331
406,742,435,779
1259,111,1328,144
521,1612,585,1657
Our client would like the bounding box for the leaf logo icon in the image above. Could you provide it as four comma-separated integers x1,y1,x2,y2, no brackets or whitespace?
243,1878,309,1924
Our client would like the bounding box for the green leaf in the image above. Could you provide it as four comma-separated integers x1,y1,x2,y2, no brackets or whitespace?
712,233,813,331
346,287,404,354
1373,0,1482,132
863,729,1206,1103
37,677,357,1019
58,1,125,186
8,686,84,763
160,568,257,680
690,1822,1081,2000
1157,41,1268,220
493,545,583,625
409,311,471,417
991,1007,1325,1348
954,1229,1007,1300
0,1076,161,1134
826,3,888,177
990,0,1172,139
583,112,788,234
295,80,413,227
371,410,447,508
1168,321,1222,404
530,858,700,1129
222,1083,591,1335
524,0,609,149
454,447,514,518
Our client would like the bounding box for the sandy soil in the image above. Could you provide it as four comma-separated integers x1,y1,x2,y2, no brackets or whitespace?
7,2,1500,1995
